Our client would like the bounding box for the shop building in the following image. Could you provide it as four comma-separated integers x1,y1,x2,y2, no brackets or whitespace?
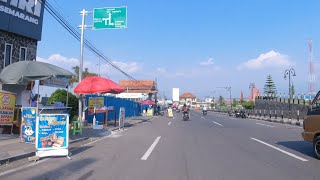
179,92,197,108
0,0,45,105
117,80,157,102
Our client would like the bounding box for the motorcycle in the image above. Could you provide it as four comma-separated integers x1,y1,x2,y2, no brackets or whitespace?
183,113,189,121
155,109,165,116
240,111,246,118
235,111,241,118
203,110,207,116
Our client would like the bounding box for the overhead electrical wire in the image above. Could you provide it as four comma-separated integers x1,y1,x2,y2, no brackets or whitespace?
39,0,158,91
40,0,136,80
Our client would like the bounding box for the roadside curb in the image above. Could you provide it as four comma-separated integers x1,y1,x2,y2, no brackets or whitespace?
0,116,154,165
248,116,303,127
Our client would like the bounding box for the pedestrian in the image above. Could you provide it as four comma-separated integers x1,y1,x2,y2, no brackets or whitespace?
31,94,40,107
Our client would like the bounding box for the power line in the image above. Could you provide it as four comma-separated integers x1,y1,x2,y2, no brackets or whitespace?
40,0,135,80
40,1,158,90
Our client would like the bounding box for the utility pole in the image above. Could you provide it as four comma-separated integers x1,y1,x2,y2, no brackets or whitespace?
78,9,92,122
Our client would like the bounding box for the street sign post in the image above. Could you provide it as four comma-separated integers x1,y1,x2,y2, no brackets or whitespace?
93,7,127,29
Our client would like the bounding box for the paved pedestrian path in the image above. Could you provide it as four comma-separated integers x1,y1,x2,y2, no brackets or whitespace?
0,116,153,164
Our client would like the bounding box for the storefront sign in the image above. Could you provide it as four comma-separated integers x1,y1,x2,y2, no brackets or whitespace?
88,97,104,115
0,0,45,40
21,107,36,143
0,91,16,124
36,114,69,157
40,77,69,88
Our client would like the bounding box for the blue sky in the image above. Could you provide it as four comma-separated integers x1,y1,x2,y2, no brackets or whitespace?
37,0,320,99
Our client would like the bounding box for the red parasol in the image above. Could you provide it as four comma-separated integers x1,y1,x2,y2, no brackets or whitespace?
74,76,124,94
139,100,156,105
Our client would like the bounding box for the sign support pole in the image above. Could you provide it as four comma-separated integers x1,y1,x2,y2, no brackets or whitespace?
79,9,86,123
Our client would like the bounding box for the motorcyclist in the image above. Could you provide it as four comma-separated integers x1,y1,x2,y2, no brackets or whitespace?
202,106,207,114
182,104,190,119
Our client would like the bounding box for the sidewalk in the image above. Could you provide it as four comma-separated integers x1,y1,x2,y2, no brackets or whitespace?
0,116,153,164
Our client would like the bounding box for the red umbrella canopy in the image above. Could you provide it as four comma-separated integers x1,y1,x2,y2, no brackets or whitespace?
139,100,155,105
74,76,125,94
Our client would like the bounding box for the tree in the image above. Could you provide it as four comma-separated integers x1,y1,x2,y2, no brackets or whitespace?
70,66,98,85
291,83,295,97
263,74,277,97
48,89,79,121
232,98,238,107
218,96,225,106
241,101,255,109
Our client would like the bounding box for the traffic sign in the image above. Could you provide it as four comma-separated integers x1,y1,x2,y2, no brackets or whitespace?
93,7,127,29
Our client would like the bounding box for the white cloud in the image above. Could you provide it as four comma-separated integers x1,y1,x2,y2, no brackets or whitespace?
200,57,214,66
112,61,142,74
156,67,167,74
37,54,143,76
238,50,293,70
37,54,78,71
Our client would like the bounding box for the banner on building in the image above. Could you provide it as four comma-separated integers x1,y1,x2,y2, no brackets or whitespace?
0,91,16,125
36,114,69,158
21,107,37,143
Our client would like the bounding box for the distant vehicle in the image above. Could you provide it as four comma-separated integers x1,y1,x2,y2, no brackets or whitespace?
302,91,320,159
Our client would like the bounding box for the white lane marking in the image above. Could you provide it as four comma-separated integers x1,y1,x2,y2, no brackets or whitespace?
250,137,308,162
168,122,171,125
201,117,205,119
256,123,275,128
141,136,161,160
212,121,223,127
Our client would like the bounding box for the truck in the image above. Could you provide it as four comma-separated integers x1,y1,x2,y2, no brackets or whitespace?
302,91,320,159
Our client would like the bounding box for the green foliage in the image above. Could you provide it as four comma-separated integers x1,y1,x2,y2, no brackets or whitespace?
70,66,98,85
241,101,255,109
48,89,79,120
291,84,295,96
218,96,225,106
232,98,238,107
263,74,277,97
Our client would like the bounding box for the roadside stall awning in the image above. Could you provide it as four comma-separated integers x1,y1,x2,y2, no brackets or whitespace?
139,100,155,105
74,76,125,94
0,61,74,84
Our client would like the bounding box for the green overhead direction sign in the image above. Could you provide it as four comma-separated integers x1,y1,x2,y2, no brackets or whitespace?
93,7,127,29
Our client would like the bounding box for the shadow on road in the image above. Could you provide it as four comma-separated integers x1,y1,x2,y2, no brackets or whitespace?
277,141,316,159
27,157,96,180
69,145,94,156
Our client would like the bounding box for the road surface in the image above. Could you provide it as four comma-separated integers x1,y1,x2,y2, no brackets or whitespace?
1,111,319,180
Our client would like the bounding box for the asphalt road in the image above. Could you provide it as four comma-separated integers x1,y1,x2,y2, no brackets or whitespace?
1,111,320,180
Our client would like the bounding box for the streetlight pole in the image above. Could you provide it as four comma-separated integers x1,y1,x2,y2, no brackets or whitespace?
284,68,296,120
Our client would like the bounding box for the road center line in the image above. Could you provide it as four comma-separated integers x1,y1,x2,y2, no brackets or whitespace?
168,122,171,125
250,137,308,162
141,136,161,160
201,117,205,119
212,121,223,127
256,123,275,128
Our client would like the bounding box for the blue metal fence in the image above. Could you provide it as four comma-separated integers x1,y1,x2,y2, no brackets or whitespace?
85,95,142,124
